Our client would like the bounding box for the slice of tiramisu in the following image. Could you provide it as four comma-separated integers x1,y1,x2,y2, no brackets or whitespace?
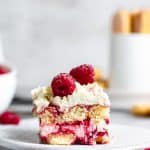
31,64,110,145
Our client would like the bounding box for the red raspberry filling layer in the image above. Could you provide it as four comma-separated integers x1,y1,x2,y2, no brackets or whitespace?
40,119,109,145
37,105,110,145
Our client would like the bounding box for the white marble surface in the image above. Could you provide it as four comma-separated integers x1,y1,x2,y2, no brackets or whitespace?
0,0,150,91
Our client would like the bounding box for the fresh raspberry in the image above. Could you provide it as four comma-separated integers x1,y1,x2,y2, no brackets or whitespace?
0,111,20,125
70,64,95,85
0,65,10,74
40,135,47,144
51,73,76,97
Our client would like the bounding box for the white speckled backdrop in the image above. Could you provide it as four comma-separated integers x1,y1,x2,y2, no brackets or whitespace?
0,0,150,95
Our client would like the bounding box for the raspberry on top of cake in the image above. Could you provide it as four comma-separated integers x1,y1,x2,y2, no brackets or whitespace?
31,64,110,145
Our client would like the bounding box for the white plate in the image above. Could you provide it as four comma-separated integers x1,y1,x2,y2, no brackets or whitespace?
0,118,150,150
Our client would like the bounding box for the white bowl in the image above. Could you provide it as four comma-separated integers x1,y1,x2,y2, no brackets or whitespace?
0,63,17,113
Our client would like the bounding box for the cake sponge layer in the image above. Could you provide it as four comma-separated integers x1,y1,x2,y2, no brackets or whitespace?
39,105,109,124
39,104,110,145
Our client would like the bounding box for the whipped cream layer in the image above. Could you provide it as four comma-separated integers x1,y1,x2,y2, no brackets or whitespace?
31,82,110,112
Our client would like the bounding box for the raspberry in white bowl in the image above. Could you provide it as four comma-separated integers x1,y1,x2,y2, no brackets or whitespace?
0,63,17,113
0,65,10,74
31,64,110,145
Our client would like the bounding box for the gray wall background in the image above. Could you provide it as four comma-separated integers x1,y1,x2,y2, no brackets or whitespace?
0,0,150,90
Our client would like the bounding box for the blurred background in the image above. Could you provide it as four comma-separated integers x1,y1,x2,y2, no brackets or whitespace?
2,1,150,148
1,0,150,89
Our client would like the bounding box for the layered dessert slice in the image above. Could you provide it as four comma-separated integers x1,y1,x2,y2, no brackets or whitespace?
31,64,110,145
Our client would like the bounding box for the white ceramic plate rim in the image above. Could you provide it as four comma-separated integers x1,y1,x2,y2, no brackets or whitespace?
0,118,150,150
0,138,150,150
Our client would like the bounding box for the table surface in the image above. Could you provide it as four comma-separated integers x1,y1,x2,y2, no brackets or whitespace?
1,100,150,150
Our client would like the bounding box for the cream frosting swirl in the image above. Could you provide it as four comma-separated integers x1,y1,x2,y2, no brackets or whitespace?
31,82,110,112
